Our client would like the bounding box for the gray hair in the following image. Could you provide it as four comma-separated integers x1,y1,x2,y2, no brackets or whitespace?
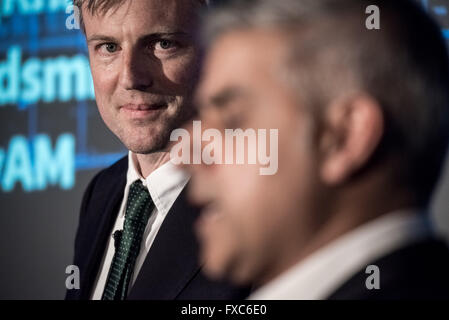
203,0,449,203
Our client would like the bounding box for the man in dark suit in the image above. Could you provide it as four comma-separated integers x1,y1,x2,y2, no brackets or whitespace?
186,0,449,299
66,0,248,300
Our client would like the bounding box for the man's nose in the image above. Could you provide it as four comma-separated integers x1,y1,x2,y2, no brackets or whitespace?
119,49,154,91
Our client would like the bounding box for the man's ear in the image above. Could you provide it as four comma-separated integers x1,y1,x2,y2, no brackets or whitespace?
319,95,384,185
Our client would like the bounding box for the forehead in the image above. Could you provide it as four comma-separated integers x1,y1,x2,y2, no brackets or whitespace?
200,29,289,97
82,0,201,36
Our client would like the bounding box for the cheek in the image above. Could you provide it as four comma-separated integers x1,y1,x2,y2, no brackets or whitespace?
220,159,305,250
93,73,115,97
197,207,243,278
201,166,262,243
92,73,118,119
161,51,198,88
217,166,273,237
90,57,118,98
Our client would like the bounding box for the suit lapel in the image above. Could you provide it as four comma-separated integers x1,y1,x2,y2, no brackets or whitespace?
127,186,202,299
79,161,127,299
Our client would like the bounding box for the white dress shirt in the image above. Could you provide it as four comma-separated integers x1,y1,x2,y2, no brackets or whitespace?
91,152,190,300
249,209,433,300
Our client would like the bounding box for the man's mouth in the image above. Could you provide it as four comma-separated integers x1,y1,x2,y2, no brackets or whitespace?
121,102,167,110
120,103,168,118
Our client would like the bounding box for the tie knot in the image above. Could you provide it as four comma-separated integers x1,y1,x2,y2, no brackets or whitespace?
130,179,148,194
125,180,152,220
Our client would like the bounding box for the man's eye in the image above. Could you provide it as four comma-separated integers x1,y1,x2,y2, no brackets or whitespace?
155,40,175,50
102,43,118,53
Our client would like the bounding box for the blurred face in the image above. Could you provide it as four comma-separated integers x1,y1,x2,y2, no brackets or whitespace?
188,29,322,286
83,0,201,153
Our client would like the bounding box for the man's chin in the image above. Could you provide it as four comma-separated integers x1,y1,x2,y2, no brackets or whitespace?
128,145,165,154
122,132,171,155
201,250,250,286
203,259,232,282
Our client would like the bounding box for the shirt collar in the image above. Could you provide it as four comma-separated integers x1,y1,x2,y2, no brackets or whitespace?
249,209,433,300
123,151,190,218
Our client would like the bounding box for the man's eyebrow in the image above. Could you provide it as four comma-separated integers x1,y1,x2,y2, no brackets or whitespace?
87,35,119,44
139,32,192,43
209,87,246,108
145,31,190,38
87,32,190,44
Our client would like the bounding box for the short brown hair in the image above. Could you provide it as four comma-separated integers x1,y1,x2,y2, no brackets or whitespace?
73,0,212,32
73,0,124,31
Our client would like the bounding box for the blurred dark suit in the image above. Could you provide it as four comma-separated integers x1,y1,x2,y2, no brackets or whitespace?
328,238,449,300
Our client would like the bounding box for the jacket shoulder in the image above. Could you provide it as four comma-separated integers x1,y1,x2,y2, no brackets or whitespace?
83,155,128,196
76,155,128,240
328,238,449,299
90,155,128,186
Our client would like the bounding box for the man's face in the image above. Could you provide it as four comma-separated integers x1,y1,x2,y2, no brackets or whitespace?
188,29,322,285
83,0,201,154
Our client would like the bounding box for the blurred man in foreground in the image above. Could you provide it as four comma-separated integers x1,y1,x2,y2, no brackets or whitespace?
187,0,449,299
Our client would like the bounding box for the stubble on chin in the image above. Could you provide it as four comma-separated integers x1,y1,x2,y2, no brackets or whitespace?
118,99,196,155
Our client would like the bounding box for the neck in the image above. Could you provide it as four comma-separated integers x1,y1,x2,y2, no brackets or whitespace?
133,151,171,178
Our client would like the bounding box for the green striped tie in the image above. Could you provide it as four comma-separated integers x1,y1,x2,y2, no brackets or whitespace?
102,180,154,300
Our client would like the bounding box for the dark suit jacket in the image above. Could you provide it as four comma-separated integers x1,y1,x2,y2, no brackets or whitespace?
66,156,249,300
327,237,449,299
